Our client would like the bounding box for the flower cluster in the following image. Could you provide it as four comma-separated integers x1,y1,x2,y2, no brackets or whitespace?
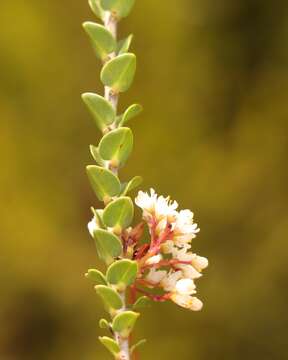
135,189,208,311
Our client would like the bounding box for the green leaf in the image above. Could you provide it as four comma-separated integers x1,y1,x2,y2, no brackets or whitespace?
103,197,134,233
101,0,135,18
89,145,105,166
95,285,123,311
99,127,133,168
85,269,107,285
91,208,106,229
89,0,105,20
99,318,110,329
121,176,143,196
100,53,136,93
106,259,138,290
82,93,116,132
118,34,133,55
112,311,139,338
99,336,120,356
83,22,116,61
130,339,147,355
86,165,121,202
133,296,151,310
93,229,122,264
119,104,143,126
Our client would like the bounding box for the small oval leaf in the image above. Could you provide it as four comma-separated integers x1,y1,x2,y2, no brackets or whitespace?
86,165,121,202
121,176,143,196
93,229,123,264
118,34,133,55
95,285,123,311
99,336,120,356
83,22,116,61
100,53,136,93
89,0,105,20
130,339,147,355
82,93,116,132
119,104,143,126
103,197,134,232
85,269,107,285
112,311,139,338
89,145,105,166
107,259,138,290
99,318,110,329
101,0,135,18
99,127,133,168
133,296,151,310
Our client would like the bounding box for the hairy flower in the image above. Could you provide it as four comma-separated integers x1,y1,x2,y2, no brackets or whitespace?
171,294,203,311
135,188,178,222
136,188,208,311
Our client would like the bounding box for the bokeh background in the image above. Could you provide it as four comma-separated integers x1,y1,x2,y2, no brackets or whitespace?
1,0,288,359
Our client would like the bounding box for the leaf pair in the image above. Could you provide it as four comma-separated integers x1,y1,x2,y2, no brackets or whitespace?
89,0,136,20
86,196,134,263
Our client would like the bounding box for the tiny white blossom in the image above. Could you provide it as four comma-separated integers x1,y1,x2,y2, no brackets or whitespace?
146,268,167,285
135,188,178,222
177,264,202,279
88,216,98,237
160,271,182,292
146,254,163,266
192,255,209,272
171,294,203,311
175,278,196,295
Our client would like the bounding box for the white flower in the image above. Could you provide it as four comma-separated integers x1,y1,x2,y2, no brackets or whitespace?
135,188,178,222
160,271,182,292
88,216,99,237
172,209,200,246
175,278,196,295
171,294,203,311
146,254,163,266
146,268,167,285
177,264,202,279
192,255,209,272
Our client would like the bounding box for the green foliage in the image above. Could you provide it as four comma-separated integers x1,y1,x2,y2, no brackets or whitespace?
86,165,121,202
118,34,133,54
121,176,143,195
85,269,107,285
119,103,143,126
133,296,151,310
101,0,136,18
89,0,105,19
112,311,139,338
130,339,147,355
99,127,133,168
93,229,123,264
106,259,138,290
100,53,136,93
83,22,116,61
82,93,116,132
83,0,142,354
99,318,110,329
99,336,121,356
103,197,134,232
95,285,123,311
89,145,105,166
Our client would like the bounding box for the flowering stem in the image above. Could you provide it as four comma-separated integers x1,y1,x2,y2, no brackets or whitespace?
102,11,130,360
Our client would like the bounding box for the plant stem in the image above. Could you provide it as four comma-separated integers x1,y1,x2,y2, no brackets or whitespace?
103,11,131,360
104,12,118,110
114,292,130,360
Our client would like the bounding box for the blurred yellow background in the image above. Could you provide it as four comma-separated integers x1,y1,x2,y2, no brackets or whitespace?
0,0,287,359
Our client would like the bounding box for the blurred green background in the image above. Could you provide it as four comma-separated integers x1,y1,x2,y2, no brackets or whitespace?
1,0,287,359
